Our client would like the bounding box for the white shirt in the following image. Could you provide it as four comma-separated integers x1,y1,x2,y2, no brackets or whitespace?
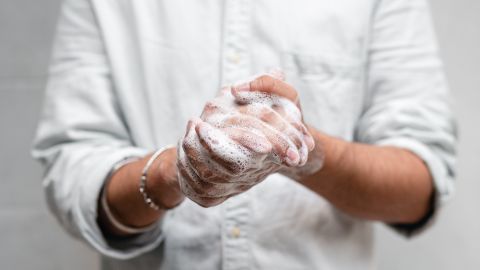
32,0,456,269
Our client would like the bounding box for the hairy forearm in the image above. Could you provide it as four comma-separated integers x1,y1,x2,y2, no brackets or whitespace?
98,148,183,236
300,129,433,224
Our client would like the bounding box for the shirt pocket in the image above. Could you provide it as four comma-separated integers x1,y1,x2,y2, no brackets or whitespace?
282,52,364,139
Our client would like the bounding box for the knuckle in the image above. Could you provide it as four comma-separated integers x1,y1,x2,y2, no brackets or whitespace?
259,107,277,122
182,139,192,152
199,169,214,180
229,167,243,176
204,101,219,111
199,180,215,191
223,160,246,176
270,103,285,115
255,75,274,90
185,119,193,130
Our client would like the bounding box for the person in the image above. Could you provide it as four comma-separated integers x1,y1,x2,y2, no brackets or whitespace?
32,0,457,269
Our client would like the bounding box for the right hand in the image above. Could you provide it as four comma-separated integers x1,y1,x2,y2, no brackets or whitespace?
177,74,315,207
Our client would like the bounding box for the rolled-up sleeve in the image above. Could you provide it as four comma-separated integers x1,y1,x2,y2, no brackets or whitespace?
32,0,163,259
356,0,457,236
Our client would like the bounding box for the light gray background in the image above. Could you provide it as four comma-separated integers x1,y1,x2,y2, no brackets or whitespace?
0,1,478,269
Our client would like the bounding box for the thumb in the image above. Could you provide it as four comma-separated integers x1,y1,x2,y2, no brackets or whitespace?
231,75,299,106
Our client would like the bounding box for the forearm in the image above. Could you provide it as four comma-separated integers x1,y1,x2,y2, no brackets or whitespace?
98,148,184,236
300,129,433,224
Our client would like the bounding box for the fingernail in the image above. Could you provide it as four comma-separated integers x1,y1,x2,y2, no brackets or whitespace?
304,134,315,151
286,147,300,165
234,82,250,92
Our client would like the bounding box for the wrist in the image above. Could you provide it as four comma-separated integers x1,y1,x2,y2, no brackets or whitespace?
148,147,185,209
298,127,351,190
103,148,184,232
314,130,351,175
103,156,161,233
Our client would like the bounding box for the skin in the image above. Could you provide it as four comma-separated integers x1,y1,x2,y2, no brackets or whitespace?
98,148,183,236
98,75,433,236
176,81,314,207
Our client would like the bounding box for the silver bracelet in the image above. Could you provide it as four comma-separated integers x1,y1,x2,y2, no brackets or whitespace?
101,157,160,234
140,145,175,211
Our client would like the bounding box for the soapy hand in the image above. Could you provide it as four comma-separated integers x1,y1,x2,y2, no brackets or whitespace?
177,73,323,207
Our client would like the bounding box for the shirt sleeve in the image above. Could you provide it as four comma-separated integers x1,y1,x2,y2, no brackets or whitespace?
31,0,164,259
356,0,457,237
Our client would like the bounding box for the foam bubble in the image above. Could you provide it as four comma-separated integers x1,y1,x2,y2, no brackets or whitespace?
179,72,315,203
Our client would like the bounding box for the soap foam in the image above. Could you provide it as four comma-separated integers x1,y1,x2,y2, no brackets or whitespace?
178,73,315,203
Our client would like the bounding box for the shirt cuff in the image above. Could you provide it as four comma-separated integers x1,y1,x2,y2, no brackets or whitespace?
71,147,165,259
375,137,455,237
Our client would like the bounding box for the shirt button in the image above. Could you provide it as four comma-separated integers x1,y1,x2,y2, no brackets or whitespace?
227,52,241,64
231,226,241,238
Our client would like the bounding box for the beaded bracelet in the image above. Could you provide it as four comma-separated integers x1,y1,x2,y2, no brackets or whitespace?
101,156,160,234
139,145,175,211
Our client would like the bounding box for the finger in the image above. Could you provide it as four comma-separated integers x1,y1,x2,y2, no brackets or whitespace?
222,126,272,155
178,147,233,198
181,119,233,183
239,104,308,165
221,114,301,167
270,103,314,152
178,145,212,194
231,75,299,105
181,118,214,179
291,122,315,152
200,98,234,123
178,164,229,198
177,160,214,197
195,121,254,175
271,97,303,122
243,104,303,148
262,101,313,160
201,100,225,119
179,173,228,208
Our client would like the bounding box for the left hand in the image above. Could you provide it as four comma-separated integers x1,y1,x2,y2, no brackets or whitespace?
231,73,325,180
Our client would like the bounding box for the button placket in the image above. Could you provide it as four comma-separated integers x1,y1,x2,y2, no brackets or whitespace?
222,194,252,270
220,1,253,269
220,0,252,86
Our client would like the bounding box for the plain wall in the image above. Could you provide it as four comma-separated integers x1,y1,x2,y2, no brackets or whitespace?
0,1,478,269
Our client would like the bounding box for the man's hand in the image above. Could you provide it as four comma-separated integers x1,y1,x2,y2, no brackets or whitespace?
228,74,434,224
231,74,326,180
177,74,318,207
